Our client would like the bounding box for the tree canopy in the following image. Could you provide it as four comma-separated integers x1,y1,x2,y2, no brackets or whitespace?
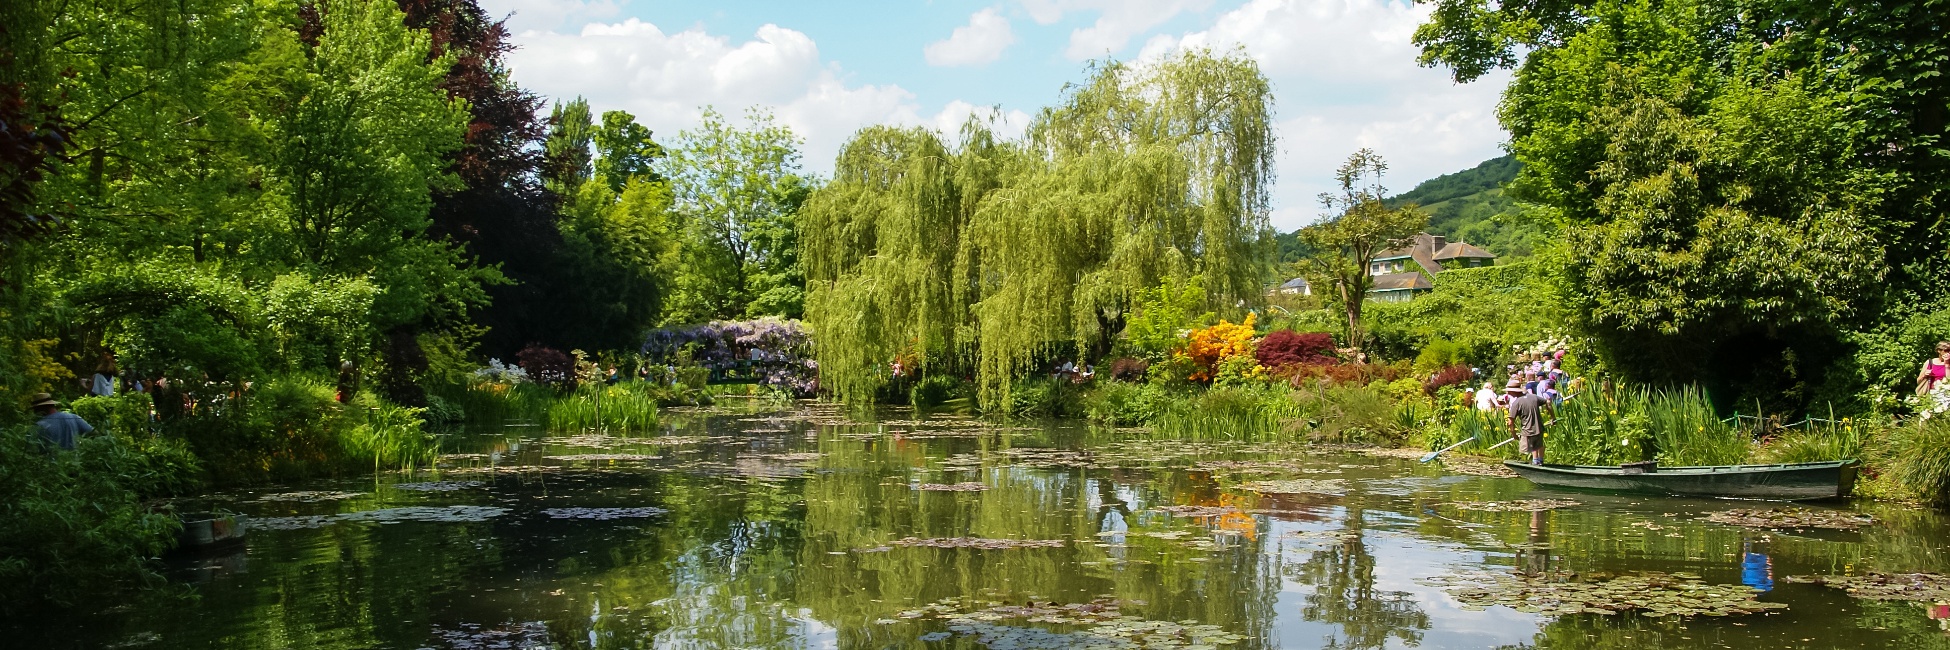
802,49,1278,405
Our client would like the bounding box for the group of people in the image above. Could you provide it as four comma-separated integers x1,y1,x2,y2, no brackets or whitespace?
1458,350,1577,465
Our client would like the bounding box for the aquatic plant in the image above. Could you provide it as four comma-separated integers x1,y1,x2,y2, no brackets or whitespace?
1783,573,1950,601
1422,570,1788,617
546,384,659,432
1870,418,1950,504
1702,507,1873,531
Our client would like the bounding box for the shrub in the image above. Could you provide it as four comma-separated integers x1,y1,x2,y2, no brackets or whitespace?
1255,330,1336,368
1424,365,1475,394
910,375,966,408
1151,385,1299,437
517,345,575,386
1181,313,1258,382
1108,357,1149,382
0,431,185,613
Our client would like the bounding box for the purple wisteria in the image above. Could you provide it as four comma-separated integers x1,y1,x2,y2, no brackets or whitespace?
641,318,818,397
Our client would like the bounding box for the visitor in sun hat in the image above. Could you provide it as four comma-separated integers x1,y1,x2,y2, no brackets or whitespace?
30,392,95,452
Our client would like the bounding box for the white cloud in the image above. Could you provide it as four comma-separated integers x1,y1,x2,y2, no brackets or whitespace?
498,19,1003,176
1014,0,1213,60
1134,0,1510,230
925,8,1017,67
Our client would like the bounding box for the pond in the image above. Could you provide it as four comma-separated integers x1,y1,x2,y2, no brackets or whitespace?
25,400,1950,649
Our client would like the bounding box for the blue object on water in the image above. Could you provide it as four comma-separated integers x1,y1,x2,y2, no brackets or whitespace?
1742,552,1774,592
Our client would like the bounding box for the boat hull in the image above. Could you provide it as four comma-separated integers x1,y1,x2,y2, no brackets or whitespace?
1503,460,1857,501
175,512,248,551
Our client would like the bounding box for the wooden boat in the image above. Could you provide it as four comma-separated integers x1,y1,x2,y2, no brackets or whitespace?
1503,460,1858,500
175,512,247,551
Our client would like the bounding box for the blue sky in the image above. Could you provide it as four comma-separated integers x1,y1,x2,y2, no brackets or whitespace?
479,0,1512,231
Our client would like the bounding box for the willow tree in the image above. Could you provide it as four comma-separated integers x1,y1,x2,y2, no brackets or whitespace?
803,49,1276,405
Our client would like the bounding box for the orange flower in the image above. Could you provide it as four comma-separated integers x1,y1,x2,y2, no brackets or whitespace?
1179,313,1259,381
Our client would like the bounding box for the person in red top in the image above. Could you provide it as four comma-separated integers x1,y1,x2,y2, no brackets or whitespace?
1920,341,1950,419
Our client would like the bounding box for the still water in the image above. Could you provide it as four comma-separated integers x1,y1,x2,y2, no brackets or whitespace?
28,400,1950,648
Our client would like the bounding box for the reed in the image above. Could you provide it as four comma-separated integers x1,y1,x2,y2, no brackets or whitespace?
433,382,551,424
546,384,660,432
1873,418,1950,504
1150,385,1301,438
1643,385,1751,466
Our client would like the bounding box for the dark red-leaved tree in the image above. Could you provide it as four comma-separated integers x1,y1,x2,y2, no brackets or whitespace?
1255,330,1338,369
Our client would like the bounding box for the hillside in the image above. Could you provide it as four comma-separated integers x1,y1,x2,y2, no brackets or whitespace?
1277,155,1541,263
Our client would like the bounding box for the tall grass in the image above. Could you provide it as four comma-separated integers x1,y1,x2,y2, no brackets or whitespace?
1150,385,1301,438
1872,418,1950,505
546,384,660,432
432,382,551,424
1643,386,1751,466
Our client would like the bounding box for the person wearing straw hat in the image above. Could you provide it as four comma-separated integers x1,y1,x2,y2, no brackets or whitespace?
30,393,95,452
1505,379,1551,465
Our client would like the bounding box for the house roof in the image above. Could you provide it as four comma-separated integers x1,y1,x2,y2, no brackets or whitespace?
1434,242,1496,260
1370,271,1433,291
1279,277,1310,290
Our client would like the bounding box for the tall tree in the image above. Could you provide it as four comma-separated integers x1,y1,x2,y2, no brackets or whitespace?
1411,0,1920,410
1297,149,1427,355
663,108,809,324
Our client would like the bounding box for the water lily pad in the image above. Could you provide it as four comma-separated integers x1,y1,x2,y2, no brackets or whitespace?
1452,499,1581,512
1702,507,1872,531
543,454,662,462
914,482,989,492
1783,572,1950,601
250,490,365,503
390,481,485,492
1239,479,1345,495
1420,570,1787,618
1156,505,1243,517
541,507,669,520
880,536,1067,550
253,505,510,530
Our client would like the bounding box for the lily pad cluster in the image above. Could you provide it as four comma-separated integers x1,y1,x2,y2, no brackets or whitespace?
541,507,669,520
1421,570,1788,617
1439,456,1519,478
896,598,1247,648
1452,499,1581,512
915,482,989,492
390,481,485,492
543,454,662,462
253,505,510,530
1239,479,1345,495
877,537,1068,550
1191,460,1338,474
1702,507,1873,531
1783,572,1950,601
250,490,364,503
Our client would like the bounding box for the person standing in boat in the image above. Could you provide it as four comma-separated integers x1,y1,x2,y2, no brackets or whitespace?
1919,341,1950,420
1505,380,1552,465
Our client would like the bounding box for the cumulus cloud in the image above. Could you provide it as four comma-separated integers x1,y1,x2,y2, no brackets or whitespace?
1133,0,1510,229
1015,0,1213,60
479,0,622,35
925,8,1017,67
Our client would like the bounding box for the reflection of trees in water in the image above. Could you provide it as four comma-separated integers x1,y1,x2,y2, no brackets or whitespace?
1288,510,1430,649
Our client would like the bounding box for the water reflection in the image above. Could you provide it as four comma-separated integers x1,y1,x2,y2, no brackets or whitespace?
11,401,1950,649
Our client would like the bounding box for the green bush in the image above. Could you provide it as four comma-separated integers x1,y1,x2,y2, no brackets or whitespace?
909,375,968,409
1754,423,1867,464
69,393,154,438
0,431,185,613
170,375,436,484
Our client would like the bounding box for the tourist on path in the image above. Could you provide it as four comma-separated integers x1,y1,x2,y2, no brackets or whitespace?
1505,381,1552,465
1473,382,1498,411
31,393,95,452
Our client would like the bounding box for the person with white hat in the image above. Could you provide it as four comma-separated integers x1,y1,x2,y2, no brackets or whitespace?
29,393,95,452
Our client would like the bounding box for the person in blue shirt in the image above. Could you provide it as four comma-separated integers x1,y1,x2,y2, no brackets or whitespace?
30,393,95,452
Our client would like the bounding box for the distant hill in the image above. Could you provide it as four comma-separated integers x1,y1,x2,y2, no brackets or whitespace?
1276,155,1541,264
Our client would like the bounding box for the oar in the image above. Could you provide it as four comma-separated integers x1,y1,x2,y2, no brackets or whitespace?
1420,436,1478,463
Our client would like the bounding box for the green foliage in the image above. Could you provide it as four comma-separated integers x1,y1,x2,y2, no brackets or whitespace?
805,50,1277,405
1543,386,1751,467
1150,385,1298,438
909,375,969,409
0,432,185,612
1364,263,1561,367
1124,279,1210,362
69,393,153,438
1413,0,1949,416
1871,419,1950,505
1755,422,1868,465
1296,149,1429,350
664,108,811,324
1391,155,1521,208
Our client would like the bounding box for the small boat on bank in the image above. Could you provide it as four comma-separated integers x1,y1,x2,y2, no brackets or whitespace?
174,512,248,551
1503,460,1858,500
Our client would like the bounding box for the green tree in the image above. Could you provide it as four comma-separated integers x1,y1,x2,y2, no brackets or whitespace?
663,108,810,323
1297,149,1427,356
